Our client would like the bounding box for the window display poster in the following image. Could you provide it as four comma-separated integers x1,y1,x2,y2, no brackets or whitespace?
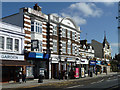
74,68,79,78
26,66,33,77
81,67,85,78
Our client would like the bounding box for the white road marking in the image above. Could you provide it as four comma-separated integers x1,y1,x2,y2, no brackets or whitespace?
66,85,84,88
97,79,104,83
91,82,96,84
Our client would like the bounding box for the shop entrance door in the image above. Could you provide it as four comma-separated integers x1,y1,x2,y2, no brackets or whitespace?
53,64,58,79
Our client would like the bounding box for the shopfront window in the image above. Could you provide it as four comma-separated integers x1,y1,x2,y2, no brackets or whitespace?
0,36,4,49
26,66,33,77
7,38,12,50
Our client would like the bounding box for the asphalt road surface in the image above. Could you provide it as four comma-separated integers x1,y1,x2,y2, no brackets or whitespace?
32,74,120,90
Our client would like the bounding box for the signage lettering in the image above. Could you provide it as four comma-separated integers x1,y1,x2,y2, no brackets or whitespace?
29,8,46,19
0,54,24,61
1,55,18,59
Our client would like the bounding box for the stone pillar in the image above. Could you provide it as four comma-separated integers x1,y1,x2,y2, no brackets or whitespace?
49,61,51,79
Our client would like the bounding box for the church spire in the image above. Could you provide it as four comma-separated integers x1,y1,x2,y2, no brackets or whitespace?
104,31,106,40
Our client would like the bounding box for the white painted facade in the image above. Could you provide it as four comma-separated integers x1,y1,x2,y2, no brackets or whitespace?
0,21,25,60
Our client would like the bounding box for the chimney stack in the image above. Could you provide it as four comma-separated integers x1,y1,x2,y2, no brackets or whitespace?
34,3,42,11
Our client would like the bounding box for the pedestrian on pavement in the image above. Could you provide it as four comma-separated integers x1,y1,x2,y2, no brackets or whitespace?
19,72,22,84
63,70,65,80
65,71,68,79
58,71,61,80
95,68,97,76
22,73,26,83
106,69,107,75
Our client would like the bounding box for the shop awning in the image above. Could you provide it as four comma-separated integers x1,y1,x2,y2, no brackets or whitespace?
0,60,33,66
28,52,44,58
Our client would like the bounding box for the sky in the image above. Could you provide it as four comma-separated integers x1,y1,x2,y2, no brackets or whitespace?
1,2,119,57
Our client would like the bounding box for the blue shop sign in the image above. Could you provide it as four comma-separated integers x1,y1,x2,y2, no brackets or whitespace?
44,54,49,59
28,52,44,58
90,60,96,66
96,61,101,65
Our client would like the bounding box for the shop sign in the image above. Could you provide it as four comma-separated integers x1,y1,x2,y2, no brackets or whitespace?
31,40,39,49
80,59,88,64
0,53,24,61
96,61,101,65
74,68,79,78
28,8,46,19
28,52,44,58
90,60,96,66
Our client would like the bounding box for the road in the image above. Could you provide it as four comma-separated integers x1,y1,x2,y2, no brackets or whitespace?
32,74,120,90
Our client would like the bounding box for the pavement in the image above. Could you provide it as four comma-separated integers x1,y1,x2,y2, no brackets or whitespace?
1,72,119,89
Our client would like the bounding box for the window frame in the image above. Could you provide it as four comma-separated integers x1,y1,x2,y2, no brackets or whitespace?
72,32,75,40
67,40,71,54
62,41,66,53
0,36,4,50
62,28,66,37
6,37,13,50
15,39,19,51
53,40,57,52
53,25,57,35
67,30,71,38
72,43,75,55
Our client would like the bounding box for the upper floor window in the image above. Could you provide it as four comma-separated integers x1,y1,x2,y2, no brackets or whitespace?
39,40,42,52
62,41,66,53
77,46,79,55
67,30,71,38
53,40,57,52
0,36,4,49
31,22,42,33
72,32,75,40
15,39,19,51
53,26,57,35
72,44,75,55
76,33,78,40
31,22,34,31
62,28,66,37
67,40,71,54
7,38,12,50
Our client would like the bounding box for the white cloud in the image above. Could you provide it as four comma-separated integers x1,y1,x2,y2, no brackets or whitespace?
69,3,103,17
103,2,115,6
111,43,120,47
61,12,87,25
59,3,103,26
